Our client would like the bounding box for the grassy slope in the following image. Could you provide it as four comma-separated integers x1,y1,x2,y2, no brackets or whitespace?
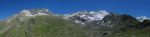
106,28,150,37
0,23,3,30
0,22,5,30
0,16,87,37
0,15,150,37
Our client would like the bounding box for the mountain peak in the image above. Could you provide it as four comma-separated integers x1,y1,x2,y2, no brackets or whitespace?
20,8,49,17
66,10,109,21
64,10,110,25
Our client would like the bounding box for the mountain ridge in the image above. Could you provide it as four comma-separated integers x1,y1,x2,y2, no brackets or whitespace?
0,9,150,37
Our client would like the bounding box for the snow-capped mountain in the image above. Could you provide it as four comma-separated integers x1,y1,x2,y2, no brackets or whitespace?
66,10,109,21
137,16,150,22
20,9,49,17
64,10,109,25
6,9,51,23
65,10,139,30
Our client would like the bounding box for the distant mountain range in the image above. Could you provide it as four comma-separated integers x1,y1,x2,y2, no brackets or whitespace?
0,8,150,37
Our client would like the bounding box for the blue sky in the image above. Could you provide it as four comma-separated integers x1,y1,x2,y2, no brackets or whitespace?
0,0,150,20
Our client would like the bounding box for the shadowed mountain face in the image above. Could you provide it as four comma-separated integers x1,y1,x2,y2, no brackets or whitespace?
0,9,150,37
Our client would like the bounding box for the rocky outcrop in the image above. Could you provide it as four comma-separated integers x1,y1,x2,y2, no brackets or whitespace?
138,19,150,29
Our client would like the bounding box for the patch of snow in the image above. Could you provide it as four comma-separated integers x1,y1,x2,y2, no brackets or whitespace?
20,10,35,17
37,12,49,15
74,20,80,23
80,15,86,17
137,16,150,22
83,10,109,21
81,23,85,25
89,11,96,14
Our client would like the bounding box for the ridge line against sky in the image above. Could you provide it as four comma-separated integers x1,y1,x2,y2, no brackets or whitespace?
0,0,150,20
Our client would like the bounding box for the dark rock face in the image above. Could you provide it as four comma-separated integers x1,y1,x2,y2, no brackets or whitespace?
142,19,150,26
102,14,139,31
139,19,150,29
